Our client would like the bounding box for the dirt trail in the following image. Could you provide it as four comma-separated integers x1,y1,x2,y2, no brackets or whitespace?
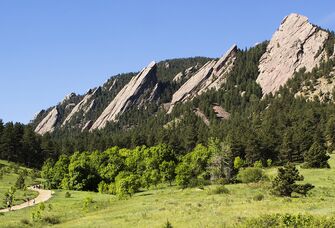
0,187,52,213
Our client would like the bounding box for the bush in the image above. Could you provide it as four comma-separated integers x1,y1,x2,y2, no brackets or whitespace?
82,197,94,211
163,220,173,228
237,167,265,183
253,193,264,201
98,181,109,194
15,173,25,190
42,215,60,224
20,218,31,225
253,160,263,168
242,213,335,227
207,186,230,195
65,192,71,198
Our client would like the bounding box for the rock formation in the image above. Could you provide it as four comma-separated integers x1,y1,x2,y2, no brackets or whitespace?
172,66,197,83
61,92,77,105
62,88,100,127
256,13,329,95
168,45,237,113
90,61,157,130
193,108,210,126
34,107,59,135
212,104,230,120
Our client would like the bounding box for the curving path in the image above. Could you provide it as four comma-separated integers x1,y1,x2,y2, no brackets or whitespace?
0,187,52,213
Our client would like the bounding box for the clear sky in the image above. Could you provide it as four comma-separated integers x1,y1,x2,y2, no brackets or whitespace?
1,1,335,124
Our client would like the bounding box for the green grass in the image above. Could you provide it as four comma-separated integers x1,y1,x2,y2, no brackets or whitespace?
0,160,39,209
1,156,335,227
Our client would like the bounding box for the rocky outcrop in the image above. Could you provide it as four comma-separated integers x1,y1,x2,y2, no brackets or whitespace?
62,88,100,127
172,66,197,83
168,45,237,113
173,72,183,82
90,61,157,130
34,107,59,135
61,93,77,105
193,108,210,126
82,120,93,131
212,105,230,120
256,13,329,95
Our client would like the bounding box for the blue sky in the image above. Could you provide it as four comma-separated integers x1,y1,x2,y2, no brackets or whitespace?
1,1,335,124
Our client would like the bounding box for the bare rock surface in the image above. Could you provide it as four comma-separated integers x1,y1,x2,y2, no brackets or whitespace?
193,108,210,126
257,13,329,95
91,61,157,130
82,120,93,131
212,104,230,120
34,107,58,135
168,45,237,113
62,88,99,126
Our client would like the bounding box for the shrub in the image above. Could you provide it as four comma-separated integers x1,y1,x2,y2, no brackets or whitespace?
65,192,71,198
98,181,109,194
82,197,94,211
42,215,60,224
253,194,264,201
20,218,31,225
207,186,230,195
163,220,173,228
242,213,335,227
234,156,245,169
253,160,263,168
237,167,265,183
15,173,25,190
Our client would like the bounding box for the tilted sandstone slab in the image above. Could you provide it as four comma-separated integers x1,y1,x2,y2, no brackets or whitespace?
62,88,100,127
212,104,230,120
256,13,329,95
193,108,210,126
168,45,237,113
34,107,58,135
90,61,157,130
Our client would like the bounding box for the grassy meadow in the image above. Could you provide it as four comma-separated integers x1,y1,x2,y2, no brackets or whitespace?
1,156,335,227
0,160,39,209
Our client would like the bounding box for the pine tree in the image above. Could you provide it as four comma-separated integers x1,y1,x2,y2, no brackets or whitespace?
280,130,295,164
303,141,330,168
272,163,314,197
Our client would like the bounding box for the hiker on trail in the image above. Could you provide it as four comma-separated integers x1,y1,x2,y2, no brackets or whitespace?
27,197,30,206
7,201,10,211
33,199,35,204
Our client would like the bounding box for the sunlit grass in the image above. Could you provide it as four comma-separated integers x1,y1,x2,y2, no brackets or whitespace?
1,155,335,227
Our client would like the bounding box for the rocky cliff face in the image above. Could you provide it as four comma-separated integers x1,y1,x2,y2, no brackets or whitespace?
167,45,237,113
34,107,59,135
62,88,100,127
90,61,157,130
257,13,329,95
